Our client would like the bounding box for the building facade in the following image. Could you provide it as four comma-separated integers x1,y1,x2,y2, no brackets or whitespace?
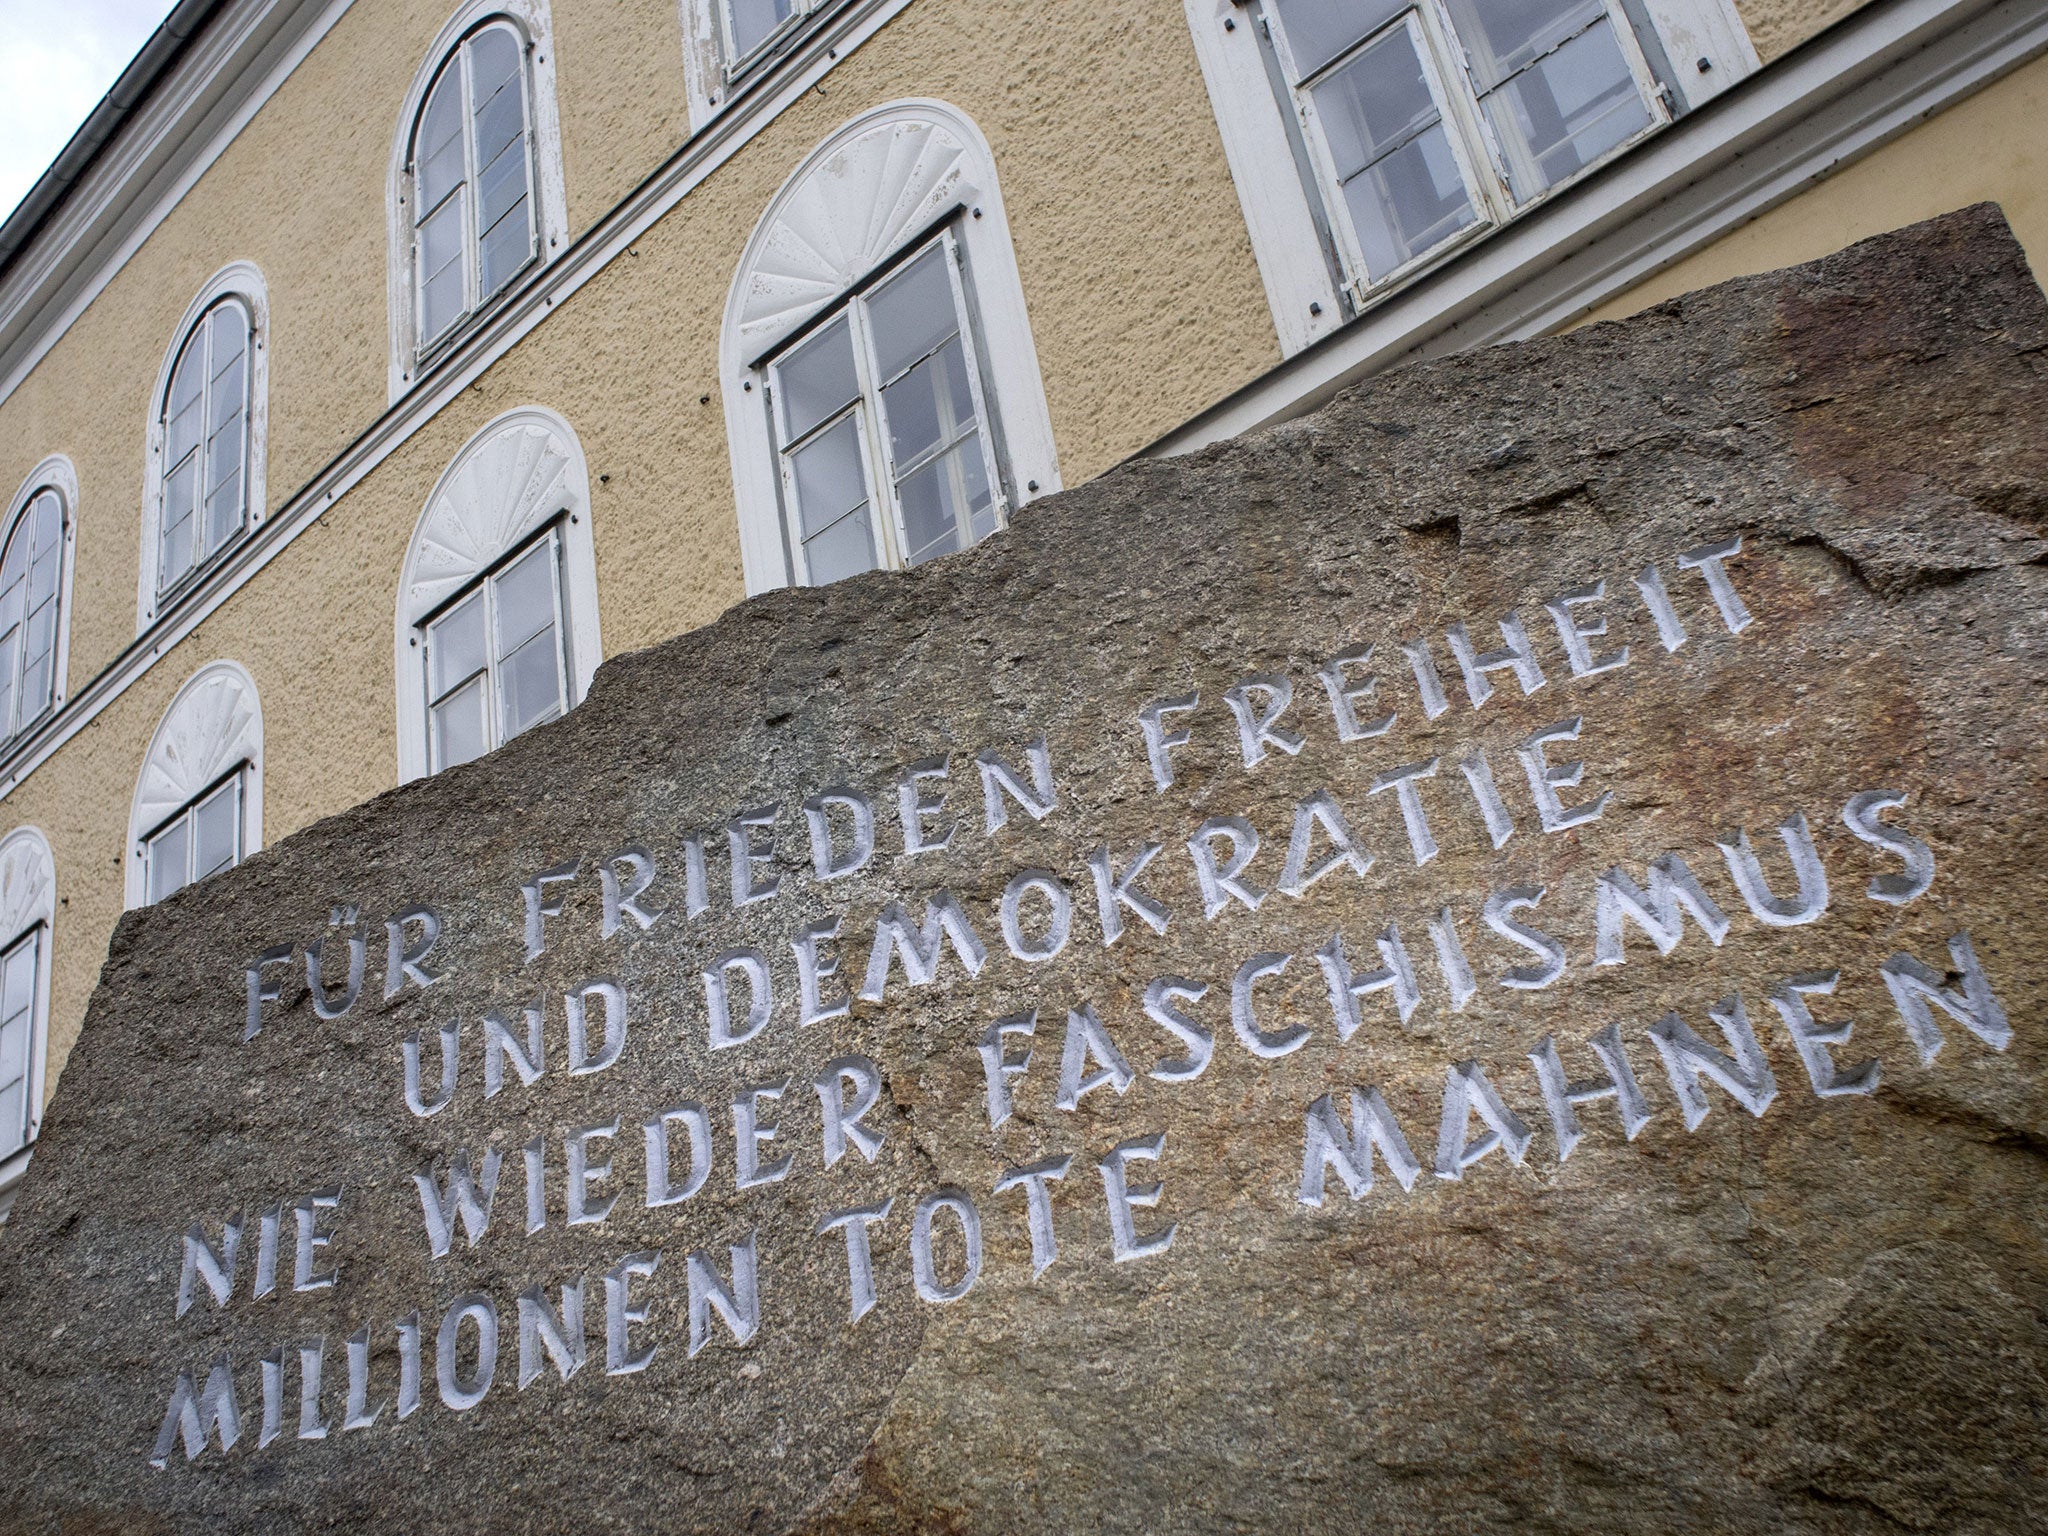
0,0,2040,1214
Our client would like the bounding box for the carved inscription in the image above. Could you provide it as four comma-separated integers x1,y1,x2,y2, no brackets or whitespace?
147,536,2017,1468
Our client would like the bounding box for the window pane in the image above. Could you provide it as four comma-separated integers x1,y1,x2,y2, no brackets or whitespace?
478,191,532,300
865,246,958,382
1338,124,1478,278
789,416,869,540
476,134,529,234
428,591,488,701
209,303,246,384
419,198,467,344
775,317,860,442
801,507,880,586
2,940,34,1023
0,638,17,735
18,660,48,731
24,593,54,660
1314,27,1441,176
416,64,466,214
0,530,26,636
727,0,795,59
1270,0,1410,76
0,1014,26,1085
497,626,563,741
166,345,205,467
204,462,245,556
895,434,994,566
0,1079,24,1158
27,500,60,609
1478,17,1651,201
470,36,525,169
147,819,190,903
1443,0,1607,87
879,335,978,473
432,676,490,768
491,540,557,658
160,459,197,587
193,780,240,881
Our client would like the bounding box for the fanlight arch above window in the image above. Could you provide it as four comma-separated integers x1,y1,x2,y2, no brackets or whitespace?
395,406,601,782
0,829,53,947
126,660,263,909
721,99,1061,596
0,458,78,744
138,263,270,630
387,0,569,399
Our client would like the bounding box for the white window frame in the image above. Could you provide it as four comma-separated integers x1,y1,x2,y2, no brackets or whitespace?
127,659,263,909
140,768,246,906
1,457,79,741
0,824,55,1216
767,229,1009,584
677,0,866,133
420,523,571,772
722,99,1060,597
396,406,601,783
386,0,569,402
407,20,539,360
137,262,269,631
1283,7,1504,300
1182,0,1758,355
718,0,831,79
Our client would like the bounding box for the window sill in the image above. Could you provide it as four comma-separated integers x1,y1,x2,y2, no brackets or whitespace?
703,0,864,119
147,535,251,628
403,266,542,396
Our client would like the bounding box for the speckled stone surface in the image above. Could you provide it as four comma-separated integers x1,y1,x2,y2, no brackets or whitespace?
1,206,2043,1534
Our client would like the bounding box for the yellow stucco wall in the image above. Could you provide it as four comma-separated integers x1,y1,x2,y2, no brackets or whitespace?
0,0,1275,1103
1735,0,1870,61
1579,48,2048,326
552,0,694,229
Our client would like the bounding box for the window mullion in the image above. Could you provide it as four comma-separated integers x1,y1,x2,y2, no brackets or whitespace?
938,230,1007,528
1415,1,1514,221
1288,57,1374,290
480,569,501,752
547,528,569,718
844,297,901,570
461,40,481,322
196,319,216,524
1596,0,1672,121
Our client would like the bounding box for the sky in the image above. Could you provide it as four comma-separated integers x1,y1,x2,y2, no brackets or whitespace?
0,0,180,226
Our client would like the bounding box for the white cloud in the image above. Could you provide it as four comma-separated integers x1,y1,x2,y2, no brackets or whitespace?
0,0,179,226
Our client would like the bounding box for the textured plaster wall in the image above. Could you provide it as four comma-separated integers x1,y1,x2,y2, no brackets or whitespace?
552,0,694,228
1579,50,2048,326
0,0,1275,1104
1734,0,1871,62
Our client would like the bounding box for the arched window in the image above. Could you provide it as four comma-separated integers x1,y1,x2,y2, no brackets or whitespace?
139,264,270,626
127,661,263,909
389,1,568,395
0,459,78,743
722,101,1060,596
411,23,534,350
0,826,54,1213
395,407,601,782
158,297,251,592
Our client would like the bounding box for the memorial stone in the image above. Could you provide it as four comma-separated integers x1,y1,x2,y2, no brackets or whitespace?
0,205,2044,1533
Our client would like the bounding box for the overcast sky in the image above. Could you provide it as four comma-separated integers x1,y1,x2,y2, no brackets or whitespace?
0,0,178,226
